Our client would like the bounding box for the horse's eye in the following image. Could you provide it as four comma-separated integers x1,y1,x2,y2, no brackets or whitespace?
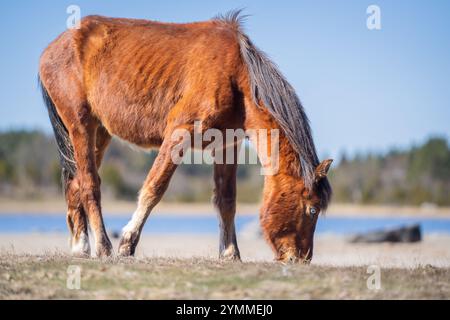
310,207,317,215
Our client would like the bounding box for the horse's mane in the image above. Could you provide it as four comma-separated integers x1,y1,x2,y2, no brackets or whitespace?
214,9,332,210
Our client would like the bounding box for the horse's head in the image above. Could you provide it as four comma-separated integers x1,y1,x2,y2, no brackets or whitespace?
261,159,333,264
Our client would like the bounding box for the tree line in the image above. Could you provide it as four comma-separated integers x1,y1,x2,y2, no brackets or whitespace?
1,130,449,206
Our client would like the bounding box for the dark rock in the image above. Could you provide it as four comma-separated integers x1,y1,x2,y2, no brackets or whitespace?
350,224,422,243
109,230,121,239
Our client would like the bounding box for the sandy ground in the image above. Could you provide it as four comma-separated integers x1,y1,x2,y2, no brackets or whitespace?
1,233,450,268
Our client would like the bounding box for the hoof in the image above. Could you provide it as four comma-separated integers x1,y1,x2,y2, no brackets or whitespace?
219,254,241,262
219,246,241,262
70,232,91,257
118,231,139,257
95,237,113,258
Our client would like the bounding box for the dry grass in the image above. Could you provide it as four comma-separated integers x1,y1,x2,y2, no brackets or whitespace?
1,252,449,299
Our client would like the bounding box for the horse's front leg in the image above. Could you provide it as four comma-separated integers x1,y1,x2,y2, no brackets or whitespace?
213,161,241,261
118,134,179,256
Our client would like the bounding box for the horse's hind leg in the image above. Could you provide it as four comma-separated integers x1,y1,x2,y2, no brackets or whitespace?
66,126,111,256
66,178,89,256
213,161,241,261
66,117,112,257
93,126,112,168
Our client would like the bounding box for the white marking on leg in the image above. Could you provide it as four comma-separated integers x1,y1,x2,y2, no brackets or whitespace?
219,219,240,260
119,193,156,256
122,206,147,236
122,190,157,235
120,198,154,255
71,232,90,256
221,245,238,258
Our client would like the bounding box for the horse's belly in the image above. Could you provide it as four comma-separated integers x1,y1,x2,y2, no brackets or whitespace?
108,119,164,149
92,100,167,149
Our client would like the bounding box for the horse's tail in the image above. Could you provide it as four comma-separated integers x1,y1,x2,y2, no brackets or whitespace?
235,29,319,189
38,75,76,195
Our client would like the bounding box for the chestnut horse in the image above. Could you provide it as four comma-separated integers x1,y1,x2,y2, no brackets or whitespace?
38,11,332,262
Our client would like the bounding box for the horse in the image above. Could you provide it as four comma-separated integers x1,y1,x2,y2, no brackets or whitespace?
38,10,332,263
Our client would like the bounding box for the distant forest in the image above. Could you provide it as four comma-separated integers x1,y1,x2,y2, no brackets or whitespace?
1,130,449,206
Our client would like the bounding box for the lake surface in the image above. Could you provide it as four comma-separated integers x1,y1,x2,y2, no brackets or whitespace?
0,213,450,235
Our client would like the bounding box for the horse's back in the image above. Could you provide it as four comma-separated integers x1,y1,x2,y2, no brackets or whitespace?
40,15,246,148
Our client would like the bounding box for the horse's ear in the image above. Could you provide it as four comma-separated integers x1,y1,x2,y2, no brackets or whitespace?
314,159,333,182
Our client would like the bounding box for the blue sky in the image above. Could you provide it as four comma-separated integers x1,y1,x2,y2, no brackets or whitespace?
1,0,449,159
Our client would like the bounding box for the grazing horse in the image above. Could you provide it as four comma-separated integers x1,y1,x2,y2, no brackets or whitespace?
38,11,332,262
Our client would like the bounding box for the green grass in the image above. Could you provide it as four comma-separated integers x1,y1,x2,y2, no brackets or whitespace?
1,253,449,299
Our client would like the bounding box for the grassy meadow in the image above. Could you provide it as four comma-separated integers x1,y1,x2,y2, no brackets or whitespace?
1,253,450,299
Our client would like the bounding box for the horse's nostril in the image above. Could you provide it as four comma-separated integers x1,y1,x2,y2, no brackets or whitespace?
302,258,311,265
285,255,299,264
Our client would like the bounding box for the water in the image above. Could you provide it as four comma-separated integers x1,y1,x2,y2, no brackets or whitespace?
0,214,253,234
316,216,450,235
0,213,450,235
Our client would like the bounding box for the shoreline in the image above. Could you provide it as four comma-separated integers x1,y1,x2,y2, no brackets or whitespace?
0,199,450,218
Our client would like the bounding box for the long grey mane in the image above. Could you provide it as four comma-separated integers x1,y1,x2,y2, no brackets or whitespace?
214,10,320,190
